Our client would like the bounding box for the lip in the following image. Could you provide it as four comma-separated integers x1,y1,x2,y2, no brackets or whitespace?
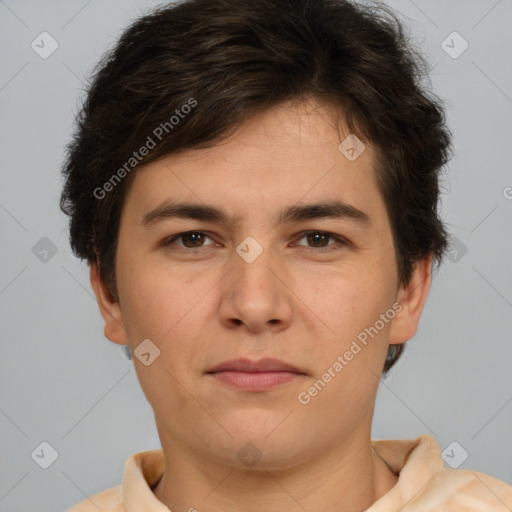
207,357,304,374
206,358,306,392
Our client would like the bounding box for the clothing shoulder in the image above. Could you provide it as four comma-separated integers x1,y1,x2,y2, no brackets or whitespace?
421,467,512,511
67,484,124,512
66,449,165,512
368,435,512,511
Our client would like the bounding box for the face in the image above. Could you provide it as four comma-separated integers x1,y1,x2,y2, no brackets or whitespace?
92,98,430,470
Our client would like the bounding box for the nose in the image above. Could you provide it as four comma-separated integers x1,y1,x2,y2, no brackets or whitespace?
218,240,294,333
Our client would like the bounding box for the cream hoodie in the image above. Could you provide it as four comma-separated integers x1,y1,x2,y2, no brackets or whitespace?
68,435,512,511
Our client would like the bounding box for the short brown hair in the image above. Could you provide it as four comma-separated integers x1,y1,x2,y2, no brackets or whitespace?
60,0,452,375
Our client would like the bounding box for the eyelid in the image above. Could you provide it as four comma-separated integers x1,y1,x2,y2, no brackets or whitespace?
162,230,351,251
161,230,216,248
292,230,350,249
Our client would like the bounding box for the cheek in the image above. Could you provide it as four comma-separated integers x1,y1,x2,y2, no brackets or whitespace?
116,254,217,377
298,263,397,391
116,247,195,337
296,264,390,339
116,260,204,409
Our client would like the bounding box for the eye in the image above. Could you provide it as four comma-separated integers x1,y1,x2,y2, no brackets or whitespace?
293,231,349,251
162,231,216,250
161,230,349,252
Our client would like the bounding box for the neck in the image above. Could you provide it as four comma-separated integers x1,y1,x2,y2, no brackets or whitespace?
152,431,398,511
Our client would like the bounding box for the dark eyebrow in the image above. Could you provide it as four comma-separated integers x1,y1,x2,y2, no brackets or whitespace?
277,201,371,227
142,200,371,228
142,202,230,226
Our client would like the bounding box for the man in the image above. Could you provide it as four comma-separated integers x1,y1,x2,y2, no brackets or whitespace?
61,0,512,510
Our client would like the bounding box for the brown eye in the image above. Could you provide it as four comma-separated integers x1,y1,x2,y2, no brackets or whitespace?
163,231,215,249
180,232,207,248
306,232,331,247
295,231,347,250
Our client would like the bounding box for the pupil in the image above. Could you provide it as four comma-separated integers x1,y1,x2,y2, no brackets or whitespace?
185,233,203,247
309,232,327,247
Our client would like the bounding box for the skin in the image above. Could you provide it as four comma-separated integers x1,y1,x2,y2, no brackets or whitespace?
90,98,432,511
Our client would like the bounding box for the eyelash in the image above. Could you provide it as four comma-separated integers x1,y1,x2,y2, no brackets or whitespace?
161,230,350,253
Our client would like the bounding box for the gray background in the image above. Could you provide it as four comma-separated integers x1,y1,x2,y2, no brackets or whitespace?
1,0,511,510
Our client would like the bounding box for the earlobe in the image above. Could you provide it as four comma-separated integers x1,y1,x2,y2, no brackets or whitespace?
387,255,433,345
89,263,129,345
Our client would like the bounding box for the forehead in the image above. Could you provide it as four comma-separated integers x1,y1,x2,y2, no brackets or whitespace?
121,99,387,229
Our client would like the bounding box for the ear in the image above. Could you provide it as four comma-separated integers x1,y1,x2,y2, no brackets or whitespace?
387,255,432,345
89,262,129,345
